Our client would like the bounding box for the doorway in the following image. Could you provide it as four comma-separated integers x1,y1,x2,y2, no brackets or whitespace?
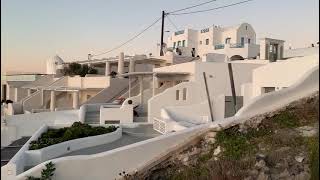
2,84,7,101
269,44,278,61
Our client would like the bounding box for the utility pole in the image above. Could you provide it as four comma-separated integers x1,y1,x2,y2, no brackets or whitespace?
160,10,165,56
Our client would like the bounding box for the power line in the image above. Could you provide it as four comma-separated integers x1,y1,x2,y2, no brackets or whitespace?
170,0,254,15
92,17,162,57
166,15,179,31
168,0,217,14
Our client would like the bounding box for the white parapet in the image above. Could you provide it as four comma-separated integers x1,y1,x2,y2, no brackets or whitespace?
99,104,133,124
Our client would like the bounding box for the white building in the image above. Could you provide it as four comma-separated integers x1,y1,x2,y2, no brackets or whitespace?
167,23,286,61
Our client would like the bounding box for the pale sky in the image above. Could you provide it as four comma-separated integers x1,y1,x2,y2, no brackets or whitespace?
1,0,319,73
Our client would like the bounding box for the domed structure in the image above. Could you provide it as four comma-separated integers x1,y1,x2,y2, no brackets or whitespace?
46,55,65,74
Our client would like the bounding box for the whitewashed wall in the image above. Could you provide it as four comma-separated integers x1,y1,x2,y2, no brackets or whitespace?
252,55,319,97
237,65,319,118
25,127,122,166
148,81,205,123
1,125,47,180
15,125,208,180
100,105,133,124
3,110,79,145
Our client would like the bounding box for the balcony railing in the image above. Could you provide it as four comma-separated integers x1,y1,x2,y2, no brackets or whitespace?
230,43,244,48
174,30,185,36
214,44,225,50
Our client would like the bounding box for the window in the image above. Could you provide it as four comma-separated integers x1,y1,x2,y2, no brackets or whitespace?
177,41,181,47
225,38,231,44
245,25,248,30
262,87,275,94
176,90,180,100
248,38,251,44
182,88,187,100
182,40,186,47
105,120,120,124
205,39,209,45
241,37,245,45
173,42,176,48
199,41,202,45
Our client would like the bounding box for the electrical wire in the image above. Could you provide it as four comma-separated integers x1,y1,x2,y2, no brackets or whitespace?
170,0,254,15
168,0,217,14
166,15,179,31
92,17,162,57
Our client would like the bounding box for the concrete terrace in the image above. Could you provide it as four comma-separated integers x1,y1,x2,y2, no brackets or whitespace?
23,124,161,171
1,137,30,167
60,125,160,157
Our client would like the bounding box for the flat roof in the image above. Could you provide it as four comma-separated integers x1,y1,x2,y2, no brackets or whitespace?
120,71,190,77
42,87,102,91
64,57,167,65
260,37,285,42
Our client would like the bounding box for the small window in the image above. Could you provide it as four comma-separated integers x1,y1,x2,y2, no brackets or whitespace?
225,38,231,44
177,41,181,47
176,90,180,100
182,88,187,100
173,42,176,48
248,38,251,44
182,40,186,47
205,39,209,45
245,25,248,30
105,120,120,124
241,37,245,45
263,87,275,93
199,41,202,45
87,95,91,100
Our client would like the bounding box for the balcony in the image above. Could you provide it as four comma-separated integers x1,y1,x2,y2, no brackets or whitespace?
214,44,225,50
174,30,185,36
230,43,244,48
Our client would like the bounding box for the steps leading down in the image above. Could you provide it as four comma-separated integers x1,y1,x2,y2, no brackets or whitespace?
84,78,129,104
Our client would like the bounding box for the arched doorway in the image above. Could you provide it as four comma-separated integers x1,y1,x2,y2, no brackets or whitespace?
230,55,244,61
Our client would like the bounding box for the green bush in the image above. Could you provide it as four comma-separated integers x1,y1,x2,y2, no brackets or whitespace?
62,63,98,77
27,162,56,180
29,122,117,150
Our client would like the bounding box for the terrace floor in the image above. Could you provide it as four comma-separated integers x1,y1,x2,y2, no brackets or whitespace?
1,136,30,167
59,124,160,157
24,124,161,171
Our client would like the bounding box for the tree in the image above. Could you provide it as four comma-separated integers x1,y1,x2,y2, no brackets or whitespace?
62,63,98,77
109,71,118,78
88,66,98,75
68,63,82,75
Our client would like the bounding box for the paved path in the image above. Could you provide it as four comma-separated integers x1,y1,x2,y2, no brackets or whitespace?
60,125,161,157
59,133,150,157
1,137,30,166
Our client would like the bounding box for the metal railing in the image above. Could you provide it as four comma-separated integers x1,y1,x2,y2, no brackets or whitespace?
174,30,184,36
214,44,225,50
230,43,245,48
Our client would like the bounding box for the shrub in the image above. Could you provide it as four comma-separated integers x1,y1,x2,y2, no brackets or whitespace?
62,63,98,77
27,162,56,180
29,122,117,150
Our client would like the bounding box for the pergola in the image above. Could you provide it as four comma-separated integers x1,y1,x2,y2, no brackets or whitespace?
41,86,85,111
64,54,169,76
120,71,190,104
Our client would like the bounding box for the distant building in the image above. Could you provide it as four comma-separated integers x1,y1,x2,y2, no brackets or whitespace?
167,23,284,61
